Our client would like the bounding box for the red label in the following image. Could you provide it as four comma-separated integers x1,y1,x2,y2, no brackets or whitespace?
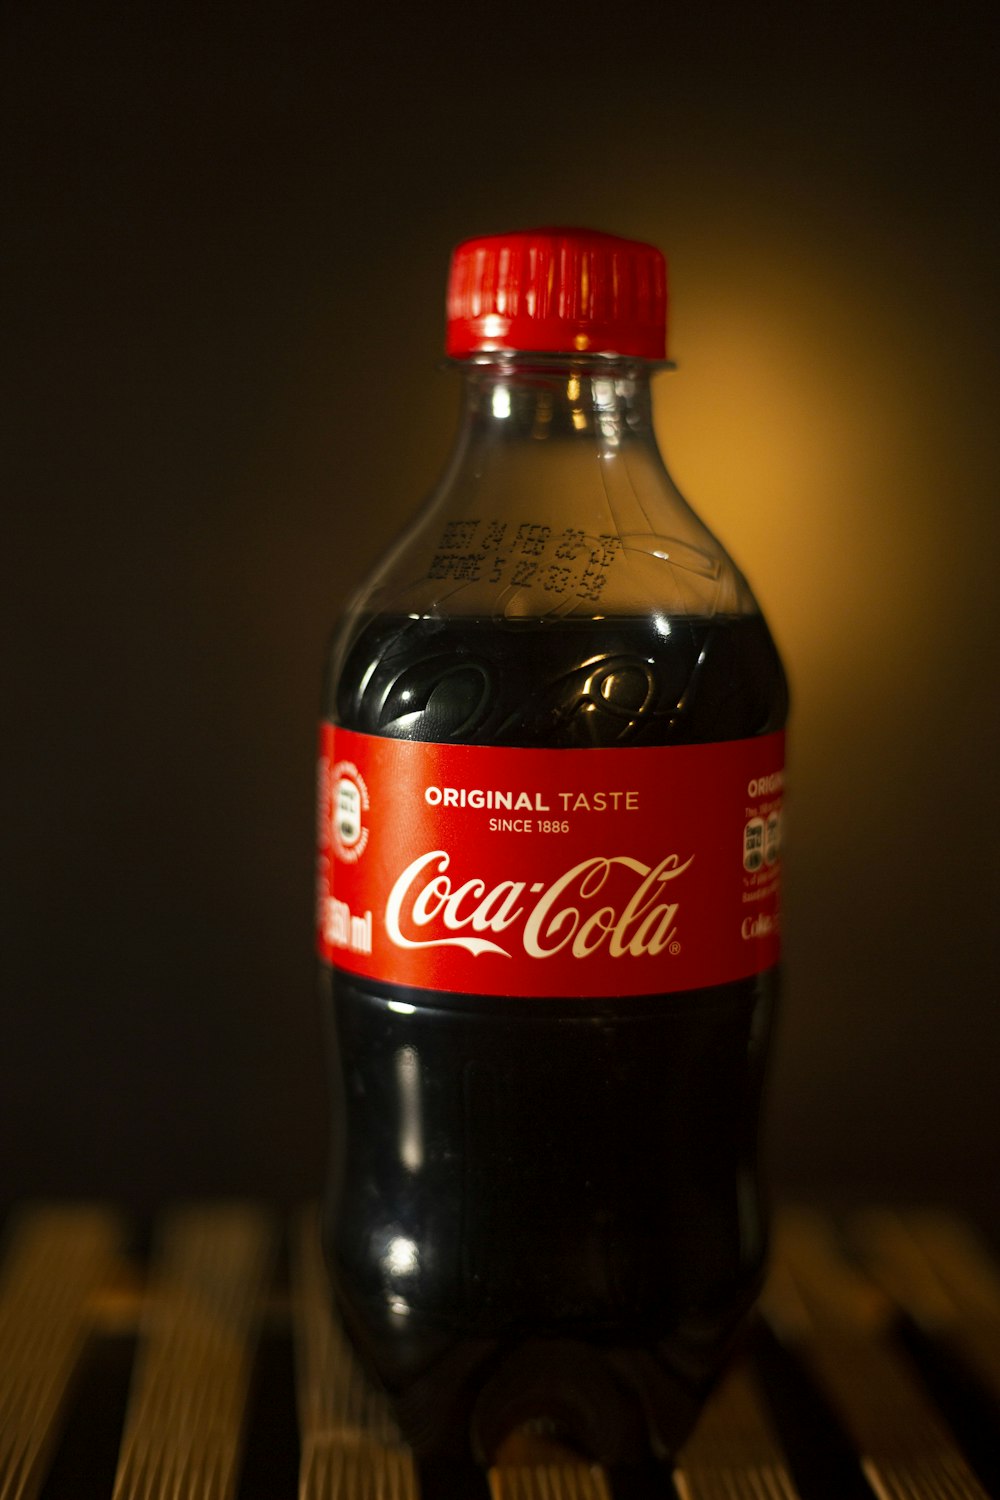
316,728,784,999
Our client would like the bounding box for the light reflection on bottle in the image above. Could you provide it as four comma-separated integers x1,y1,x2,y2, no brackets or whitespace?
491,384,511,419
382,1234,418,1316
384,1233,419,1276
395,1046,424,1172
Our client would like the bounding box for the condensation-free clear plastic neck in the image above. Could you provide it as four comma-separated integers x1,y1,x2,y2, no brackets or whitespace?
448,355,662,454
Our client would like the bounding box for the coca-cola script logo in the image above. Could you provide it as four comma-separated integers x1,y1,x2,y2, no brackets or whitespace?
384,850,694,961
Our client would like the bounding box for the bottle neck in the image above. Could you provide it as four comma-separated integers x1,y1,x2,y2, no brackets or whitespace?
450,356,660,456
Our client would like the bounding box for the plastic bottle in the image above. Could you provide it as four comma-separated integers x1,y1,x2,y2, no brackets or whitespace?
316,227,787,1463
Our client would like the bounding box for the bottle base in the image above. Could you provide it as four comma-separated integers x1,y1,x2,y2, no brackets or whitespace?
330,1275,738,1464
467,1337,703,1466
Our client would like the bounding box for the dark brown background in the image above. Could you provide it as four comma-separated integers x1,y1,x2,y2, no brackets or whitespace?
3,3,998,1231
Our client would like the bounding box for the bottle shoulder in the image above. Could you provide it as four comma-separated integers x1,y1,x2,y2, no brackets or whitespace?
323,398,787,743
337,440,758,632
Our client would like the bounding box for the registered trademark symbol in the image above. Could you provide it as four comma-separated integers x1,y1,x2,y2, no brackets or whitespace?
669,941,681,955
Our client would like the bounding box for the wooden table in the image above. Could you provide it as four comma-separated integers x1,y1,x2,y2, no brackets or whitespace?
1,1204,997,1498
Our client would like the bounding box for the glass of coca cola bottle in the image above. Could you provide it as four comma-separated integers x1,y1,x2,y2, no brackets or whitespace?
316,227,787,1464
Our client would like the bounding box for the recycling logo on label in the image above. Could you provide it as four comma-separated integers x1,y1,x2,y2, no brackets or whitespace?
332,761,369,862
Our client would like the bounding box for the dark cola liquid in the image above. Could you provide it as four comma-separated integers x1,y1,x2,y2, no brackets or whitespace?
320,611,787,1462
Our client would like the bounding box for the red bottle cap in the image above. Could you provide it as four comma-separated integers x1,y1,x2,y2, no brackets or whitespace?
445,227,667,360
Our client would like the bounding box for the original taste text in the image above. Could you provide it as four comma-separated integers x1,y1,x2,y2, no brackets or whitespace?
425,786,639,813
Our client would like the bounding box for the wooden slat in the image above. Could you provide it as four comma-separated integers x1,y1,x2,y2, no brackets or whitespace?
2,1201,997,1499
673,1357,800,1500
490,1425,613,1498
904,1213,1000,1322
110,1203,274,1500
291,1208,418,1500
487,1463,611,1500
299,1444,419,1500
0,1205,125,1500
853,1210,1000,1409
765,1211,989,1500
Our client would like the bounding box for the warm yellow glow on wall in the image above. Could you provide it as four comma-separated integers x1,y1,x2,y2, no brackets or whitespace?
652,235,956,769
